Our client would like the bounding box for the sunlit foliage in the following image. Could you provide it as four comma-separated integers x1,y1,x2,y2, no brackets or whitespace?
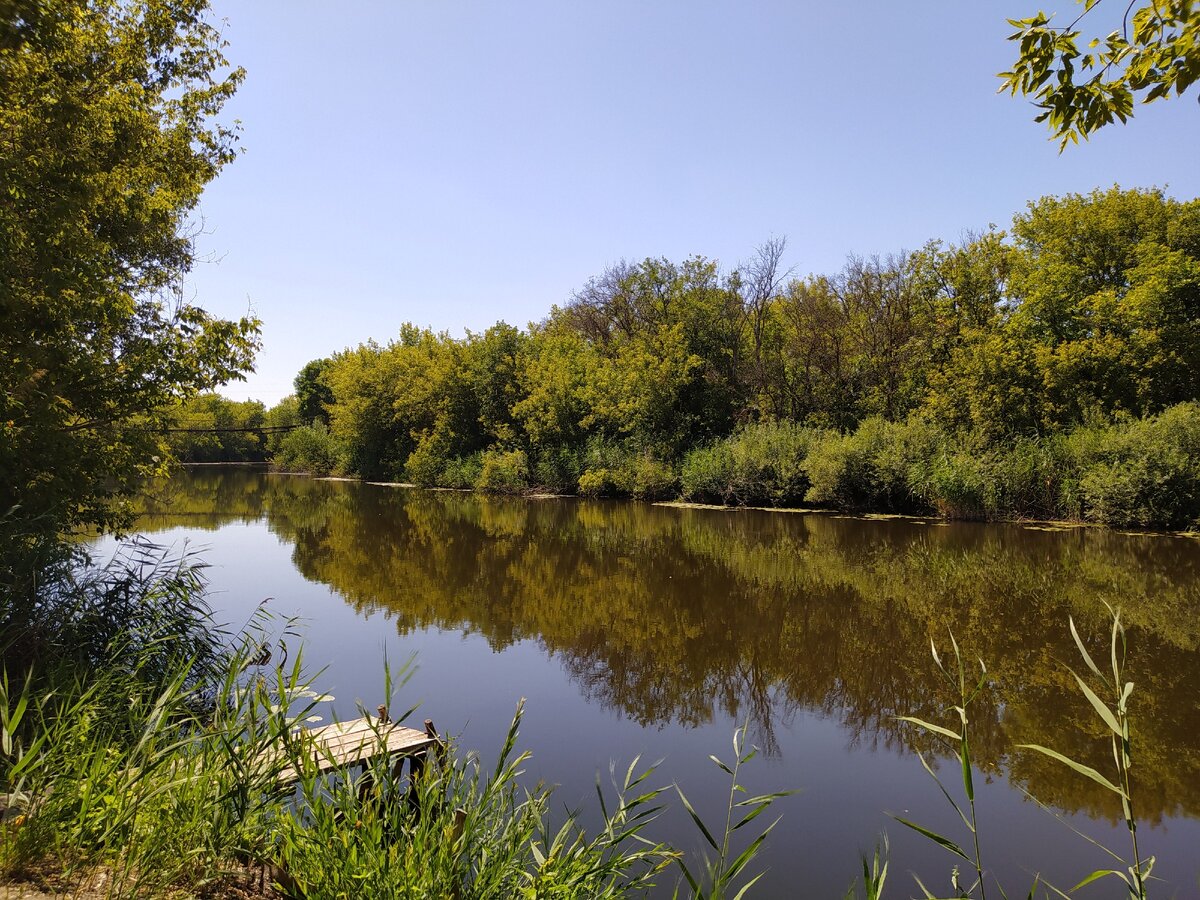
0,0,259,547
280,188,1200,529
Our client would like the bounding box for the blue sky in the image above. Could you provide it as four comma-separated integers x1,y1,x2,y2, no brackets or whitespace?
191,1,1200,405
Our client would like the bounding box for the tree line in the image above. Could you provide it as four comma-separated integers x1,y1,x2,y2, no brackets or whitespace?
181,186,1200,529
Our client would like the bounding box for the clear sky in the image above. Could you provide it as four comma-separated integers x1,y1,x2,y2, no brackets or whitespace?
190,0,1200,406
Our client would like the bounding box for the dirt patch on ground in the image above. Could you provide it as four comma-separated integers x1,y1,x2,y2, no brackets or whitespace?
1,863,287,899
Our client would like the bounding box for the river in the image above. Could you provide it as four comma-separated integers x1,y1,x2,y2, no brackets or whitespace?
103,468,1200,897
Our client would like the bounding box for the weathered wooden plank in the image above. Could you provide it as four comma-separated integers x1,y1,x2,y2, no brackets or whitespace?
277,714,437,783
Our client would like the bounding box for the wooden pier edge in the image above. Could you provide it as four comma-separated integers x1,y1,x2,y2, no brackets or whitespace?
276,705,443,787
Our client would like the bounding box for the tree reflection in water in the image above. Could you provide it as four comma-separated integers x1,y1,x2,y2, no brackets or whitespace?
139,470,1200,823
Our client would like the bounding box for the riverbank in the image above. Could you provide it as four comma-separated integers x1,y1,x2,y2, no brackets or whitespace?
258,469,1200,539
258,403,1200,533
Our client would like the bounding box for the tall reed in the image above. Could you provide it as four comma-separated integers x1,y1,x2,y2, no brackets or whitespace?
893,633,993,899
1018,608,1151,898
274,699,677,898
896,608,1155,899
672,724,795,900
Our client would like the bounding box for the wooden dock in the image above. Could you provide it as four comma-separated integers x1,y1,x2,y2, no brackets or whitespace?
279,706,444,790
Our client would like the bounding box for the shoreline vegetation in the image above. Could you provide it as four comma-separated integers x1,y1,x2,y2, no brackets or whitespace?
186,464,1200,538
174,186,1200,533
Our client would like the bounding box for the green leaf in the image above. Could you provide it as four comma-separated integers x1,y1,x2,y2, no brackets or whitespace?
734,802,771,831
676,785,720,852
726,820,778,882
709,754,733,775
1017,744,1126,796
1071,868,1128,891
732,871,767,900
1071,670,1123,735
675,857,703,896
959,742,975,803
892,816,971,862
916,751,973,831
1069,616,1104,679
895,715,961,742
911,872,939,899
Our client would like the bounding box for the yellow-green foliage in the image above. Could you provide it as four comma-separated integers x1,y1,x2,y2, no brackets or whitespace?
681,421,817,506
476,449,529,492
274,420,344,476
168,393,269,463
0,0,258,540
272,188,1200,528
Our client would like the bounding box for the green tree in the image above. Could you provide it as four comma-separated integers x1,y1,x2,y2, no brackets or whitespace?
263,394,301,456
324,341,409,479
512,326,602,449
560,256,746,451
0,0,257,544
1000,0,1199,147
924,187,1200,436
463,323,528,446
294,359,334,425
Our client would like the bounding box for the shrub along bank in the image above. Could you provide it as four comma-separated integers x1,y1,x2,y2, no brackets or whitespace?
268,405,1200,531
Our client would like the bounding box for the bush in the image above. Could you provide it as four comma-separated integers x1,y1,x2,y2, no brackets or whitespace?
530,446,585,493
1061,402,1200,529
914,448,990,519
678,444,731,502
475,448,530,492
913,436,1062,521
0,632,307,897
0,541,305,895
273,421,344,476
983,438,1065,520
681,421,820,506
0,539,224,693
804,418,940,513
578,467,630,498
574,438,678,500
404,431,452,486
440,452,484,489
628,455,679,500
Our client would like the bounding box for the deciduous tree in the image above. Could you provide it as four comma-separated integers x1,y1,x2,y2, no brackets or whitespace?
1000,0,1198,147
0,0,257,543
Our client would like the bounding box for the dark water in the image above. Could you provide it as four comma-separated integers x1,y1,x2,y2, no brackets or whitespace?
108,470,1200,897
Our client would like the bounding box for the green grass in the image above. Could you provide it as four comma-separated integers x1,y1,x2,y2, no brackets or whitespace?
895,608,1154,899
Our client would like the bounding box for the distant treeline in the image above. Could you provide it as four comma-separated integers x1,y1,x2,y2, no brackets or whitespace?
176,187,1200,529
166,394,295,463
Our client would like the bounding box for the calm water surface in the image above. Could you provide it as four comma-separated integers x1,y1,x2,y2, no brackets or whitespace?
110,470,1200,897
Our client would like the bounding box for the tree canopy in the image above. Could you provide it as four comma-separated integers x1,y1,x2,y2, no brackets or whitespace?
1000,0,1199,147
264,187,1200,528
0,0,258,546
